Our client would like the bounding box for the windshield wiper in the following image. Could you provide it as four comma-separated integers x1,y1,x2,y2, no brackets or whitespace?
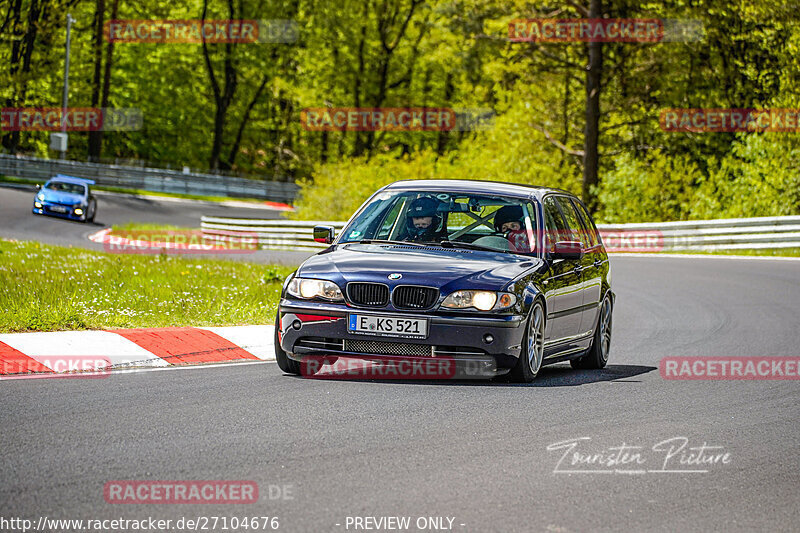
437,240,511,253
353,239,427,247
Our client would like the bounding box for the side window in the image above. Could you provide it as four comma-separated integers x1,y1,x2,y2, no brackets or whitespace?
543,197,569,252
571,199,600,247
554,196,588,247
376,197,406,239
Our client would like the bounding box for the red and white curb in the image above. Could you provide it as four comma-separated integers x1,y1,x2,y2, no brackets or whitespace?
0,325,275,378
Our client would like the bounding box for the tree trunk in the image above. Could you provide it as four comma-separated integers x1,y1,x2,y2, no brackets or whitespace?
582,0,603,212
2,0,44,154
203,0,238,171
226,75,269,169
87,0,105,160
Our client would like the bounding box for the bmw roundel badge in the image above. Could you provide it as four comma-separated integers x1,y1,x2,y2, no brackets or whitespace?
388,273,402,280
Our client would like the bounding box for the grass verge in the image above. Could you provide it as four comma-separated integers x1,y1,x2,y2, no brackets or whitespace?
0,238,294,332
110,222,188,232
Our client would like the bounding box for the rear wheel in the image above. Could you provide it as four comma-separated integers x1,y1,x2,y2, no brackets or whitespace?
571,295,612,370
274,314,301,375
509,301,545,383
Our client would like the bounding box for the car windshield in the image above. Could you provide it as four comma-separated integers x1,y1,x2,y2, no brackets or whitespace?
45,181,85,195
339,190,537,254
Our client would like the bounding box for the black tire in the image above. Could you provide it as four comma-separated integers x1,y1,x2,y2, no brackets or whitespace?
509,300,545,383
571,295,612,370
274,314,301,375
87,200,96,223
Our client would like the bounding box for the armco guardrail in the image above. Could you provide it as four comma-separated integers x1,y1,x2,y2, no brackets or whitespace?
202,218,346,250
0,153,299,203
202,215,800,252
599,216,800,251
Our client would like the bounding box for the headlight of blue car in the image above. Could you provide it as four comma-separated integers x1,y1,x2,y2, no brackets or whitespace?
287,278,344,301
441,290,516,311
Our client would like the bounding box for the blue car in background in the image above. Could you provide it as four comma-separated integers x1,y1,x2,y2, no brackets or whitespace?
32,175,97,223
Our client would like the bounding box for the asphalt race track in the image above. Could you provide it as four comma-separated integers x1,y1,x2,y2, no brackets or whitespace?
0,184,312,265
1,255,798,532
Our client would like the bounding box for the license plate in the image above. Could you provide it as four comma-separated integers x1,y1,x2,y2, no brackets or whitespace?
348,314,428,339
50,205,68,213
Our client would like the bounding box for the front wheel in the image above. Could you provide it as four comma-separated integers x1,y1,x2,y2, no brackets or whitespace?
86,200,96,223
274,314,301,375
509,301,545,383
571,295,612,370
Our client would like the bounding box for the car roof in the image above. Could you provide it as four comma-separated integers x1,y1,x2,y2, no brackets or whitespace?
382,179,577,201
49,175,94,186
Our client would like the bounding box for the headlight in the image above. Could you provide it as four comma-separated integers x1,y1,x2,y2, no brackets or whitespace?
37,193,44,201
74,208,84,215
34,202,42,208
441,290,516,311
287,277,343,301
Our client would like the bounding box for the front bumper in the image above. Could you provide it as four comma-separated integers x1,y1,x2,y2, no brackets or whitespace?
32,202,85,220
278,299,526,376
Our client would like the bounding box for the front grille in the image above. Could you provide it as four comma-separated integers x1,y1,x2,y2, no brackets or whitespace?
433,346,487,357
392,285,439,309
300,338,489,359
294,337,345,351
347,282,389,307
345,339,433,357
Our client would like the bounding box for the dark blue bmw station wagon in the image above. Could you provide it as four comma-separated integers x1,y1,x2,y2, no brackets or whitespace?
276,180,614,382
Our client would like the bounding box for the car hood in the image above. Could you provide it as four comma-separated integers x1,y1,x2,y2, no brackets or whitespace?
297,243,543,292
41,190,84,204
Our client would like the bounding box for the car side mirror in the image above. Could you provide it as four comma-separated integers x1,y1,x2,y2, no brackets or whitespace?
313,225,335,244
551,241,583,260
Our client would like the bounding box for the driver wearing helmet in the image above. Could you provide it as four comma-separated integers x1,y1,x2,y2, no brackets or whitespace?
494,205,531,252
405,196,444,242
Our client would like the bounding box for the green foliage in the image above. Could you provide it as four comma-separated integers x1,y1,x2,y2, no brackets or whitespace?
596,150,704,223
597,133,800,223
0,238,293,332
292,99,584,221
291,151,440,221
692,134,800,219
